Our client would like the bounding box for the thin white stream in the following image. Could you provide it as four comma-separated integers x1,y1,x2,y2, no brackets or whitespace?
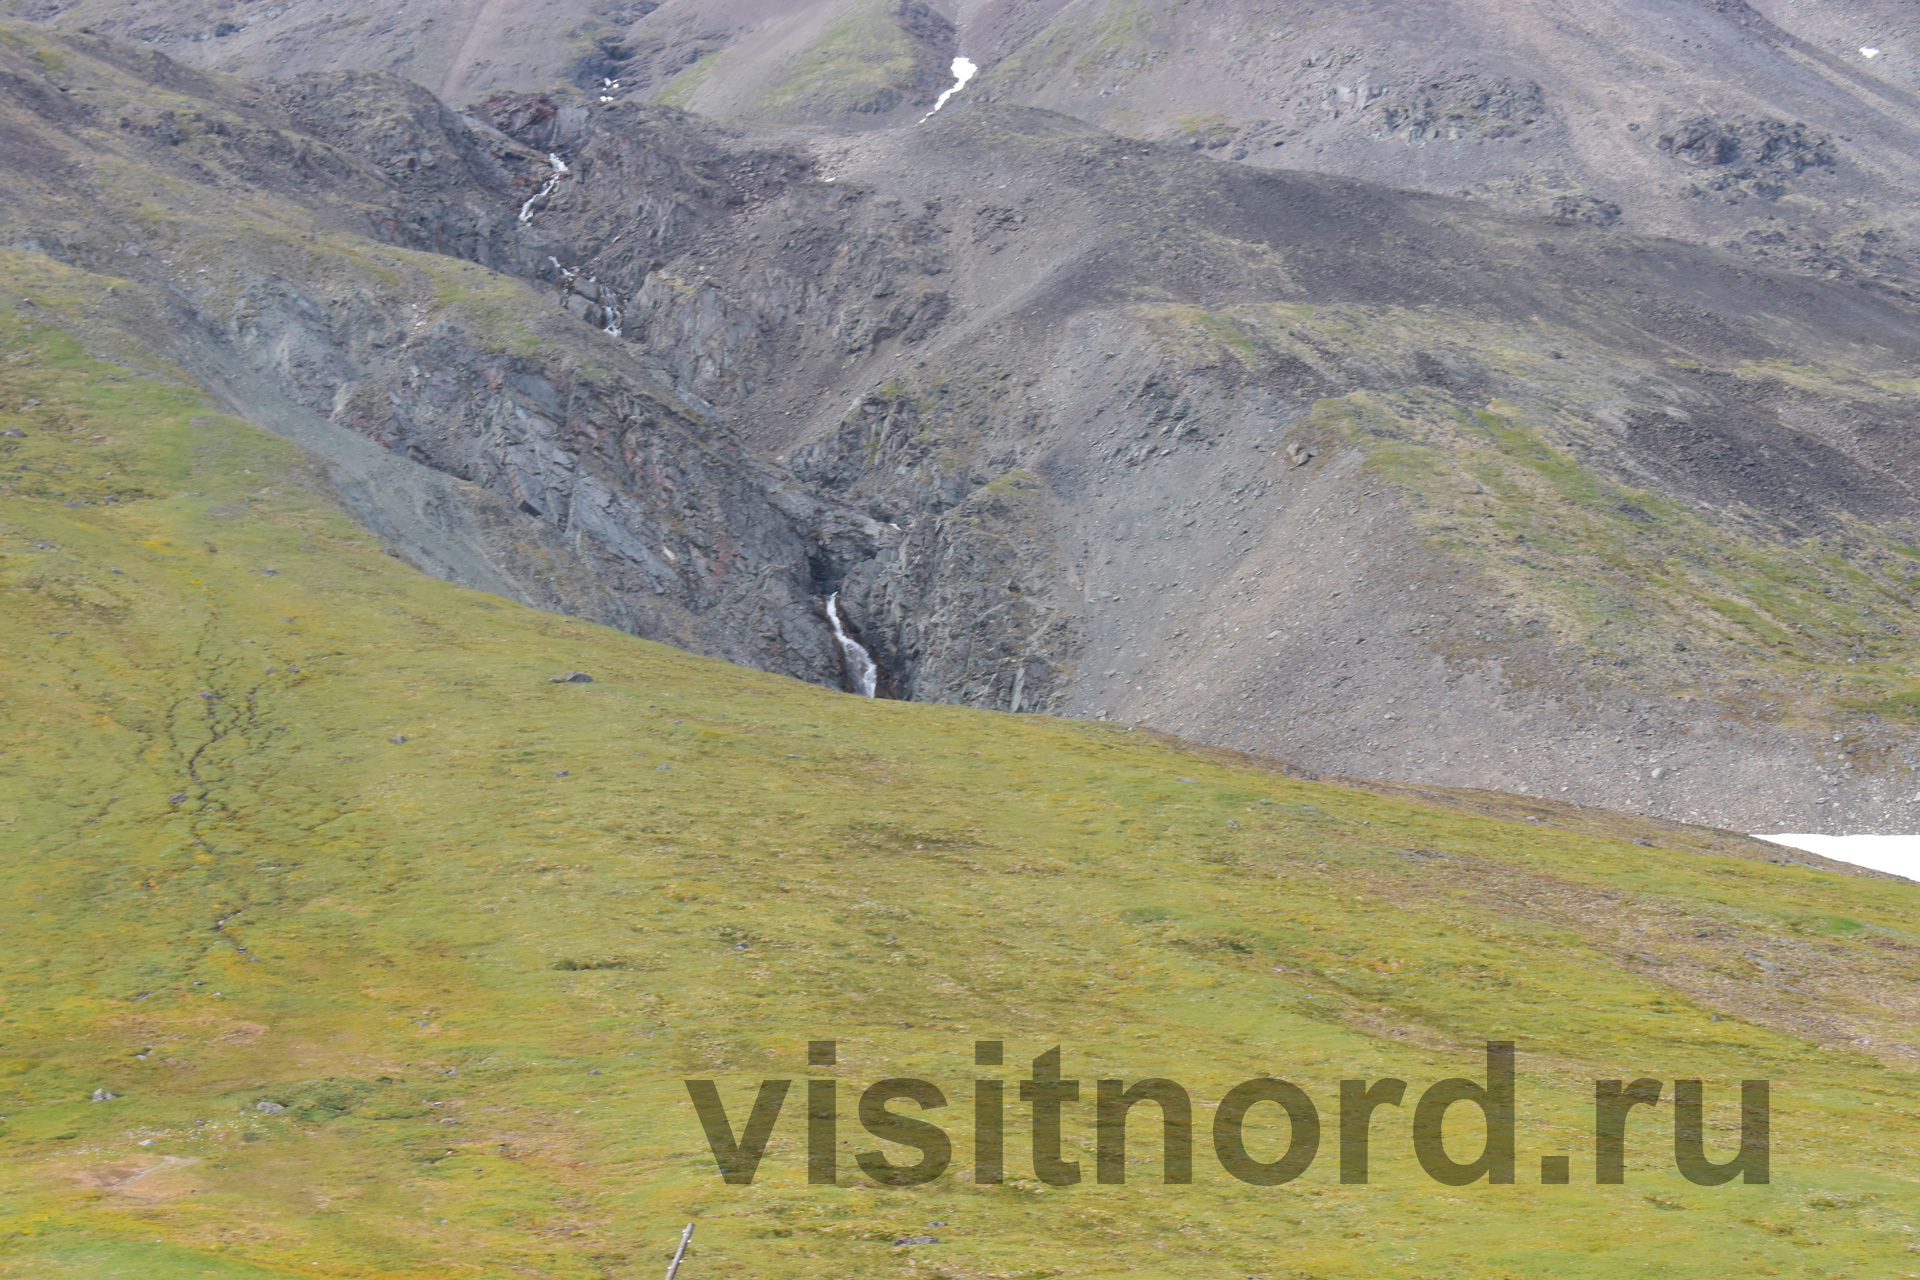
518,153,570,225
919,56,978,123
826,591,878,697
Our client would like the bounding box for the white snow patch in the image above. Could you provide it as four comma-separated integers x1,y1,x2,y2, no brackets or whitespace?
1755,833,1920,880
919,56,979,123
1862,46,1881,58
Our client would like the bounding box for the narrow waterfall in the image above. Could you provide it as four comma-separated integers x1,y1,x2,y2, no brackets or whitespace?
518,153,569,225
826,592,878,697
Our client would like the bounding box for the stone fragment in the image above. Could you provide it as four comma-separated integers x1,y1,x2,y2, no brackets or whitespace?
255,1100,286,1114
551,671,594,683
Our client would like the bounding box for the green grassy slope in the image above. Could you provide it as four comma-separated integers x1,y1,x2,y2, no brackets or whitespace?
2,262,1919,1278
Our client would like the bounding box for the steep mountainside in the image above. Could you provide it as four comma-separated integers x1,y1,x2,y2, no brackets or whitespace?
8,23,1920,831
2,257,1918,1277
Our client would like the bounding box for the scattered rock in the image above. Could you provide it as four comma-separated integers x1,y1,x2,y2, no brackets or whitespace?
1658,116,1835,174
390,735,408,744
1649,766,1672,779
255,1100,285,1114
90,1089,119,1102
1549,195,1622,226
168,793,186,806
550,671,594,683
554,770,570,777
893,1235,940,1247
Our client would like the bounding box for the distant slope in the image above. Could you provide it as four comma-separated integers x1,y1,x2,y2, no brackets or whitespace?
0,0,961,127
4,247,1920,1279
17,0,1920,296
962,0,1920,291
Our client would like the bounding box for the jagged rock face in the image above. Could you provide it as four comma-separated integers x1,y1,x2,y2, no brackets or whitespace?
0,29,887,692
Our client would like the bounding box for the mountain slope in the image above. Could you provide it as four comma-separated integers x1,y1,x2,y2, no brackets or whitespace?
9,23,1920,829
4,245,1920,1279
474,89,1920,831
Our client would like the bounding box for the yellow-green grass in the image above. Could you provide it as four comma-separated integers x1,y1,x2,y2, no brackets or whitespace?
2,297,1919,1279
657,52,721,111
757,0,932,116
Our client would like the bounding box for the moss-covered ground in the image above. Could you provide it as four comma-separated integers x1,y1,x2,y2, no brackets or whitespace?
3,250,1919,1280
756,0,935,119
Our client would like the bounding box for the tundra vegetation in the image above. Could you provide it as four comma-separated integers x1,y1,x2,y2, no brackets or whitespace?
2,259,1918,1278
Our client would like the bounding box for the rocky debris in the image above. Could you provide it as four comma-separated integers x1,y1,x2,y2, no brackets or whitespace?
1658,116,1836,174
1284,441,1318,467
1658,116,1840,202
90,1089,119,1102
892,1235,940,1247
1378,75,1548,143
550,671,595,683
1548,195,1622,227
255,1100,285,1114
389,734,408,743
